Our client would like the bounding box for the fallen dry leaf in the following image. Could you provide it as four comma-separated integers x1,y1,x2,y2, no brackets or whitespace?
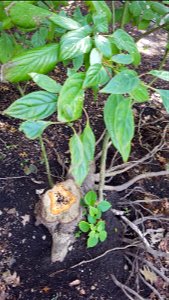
140,266,157,284
21,214,30,226
2,271,20,287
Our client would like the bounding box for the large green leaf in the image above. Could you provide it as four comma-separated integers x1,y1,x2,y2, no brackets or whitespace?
92,13,108,33
59,25,92,61
148,70,169,81
0,32,15,63
69,123,95,186
156,89,169,112
83,64,109,88
29,72,61,93
86,1,112,23
101,70,140,94
80,122,95,162
94,35,112,58
130,83,149,102
90,48,102,65
129,1,142,17
69,133,88,186
111,54,133,64
150,1,169,15
104,95,134,161
2,44,58,83
58,73,85,122
9,2,50,28
49,14,81,30
4,91,58,120
112,29,141,65
19,120,52,139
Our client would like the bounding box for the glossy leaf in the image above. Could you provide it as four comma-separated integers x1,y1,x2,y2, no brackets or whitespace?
19,120,52,139
98,200,111,212
111,54,133,64
99,230,107,242
79,221,90,232
112,29,141,65
87,235,99,248
3,44,59,83
84,190,97,206
157,89,169,112
0,32,15,63
83,64,109,88
58,73,85,122
69,133,88,186
49,13,81,30
148,70,169,81
29,72,61,93
80,122,95,162
93,13,108,33
59,25,92,61
86,1,112,23
4,91,58,120
94,35,112,58
130,83,149,102
101,70,140,94
9,2,50,28
104,95,134,161
90,48,102,65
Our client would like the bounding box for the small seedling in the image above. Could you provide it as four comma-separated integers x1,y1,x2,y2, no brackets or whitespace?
78,191,111,248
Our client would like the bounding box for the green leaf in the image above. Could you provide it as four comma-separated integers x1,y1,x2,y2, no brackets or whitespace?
0,32,15,63
86,0,112,23
87,215,96,224
112,29,141,65
69,133,88,186
57,73,85,122
94,35,112,58
29,72,61,93
156,89,169,112
3,44,59,83
148,70,169,81
97,220,106,232
111,54,133,64
83,64,109,88
79,221,90,232
73,55,84,71
150,1,169,15
49,13,81,30
130,83,149,102
129,1,142,17
59,25,92,61
87,235,99,248
98,200,111,212
19,120,52,139
80,122,95,162
101,70,140,94
99,230,107,242
93,13,108,33
104,95,134,161
4,91,57,120
9,2,50,28
84,191,97,206
89,207,99,217
31,27,48,48
90,48,102,65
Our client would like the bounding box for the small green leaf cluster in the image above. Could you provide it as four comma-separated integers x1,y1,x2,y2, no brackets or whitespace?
78,191,111,248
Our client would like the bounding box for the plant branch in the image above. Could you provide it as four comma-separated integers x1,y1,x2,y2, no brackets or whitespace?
135,23,167,42
39,136,54,188
121,1,129,29
101,170,169,192
49,242,139,277
98,131,110,202
110,273,146,300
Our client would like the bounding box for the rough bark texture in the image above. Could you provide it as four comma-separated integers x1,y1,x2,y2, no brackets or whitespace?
35,179,82,262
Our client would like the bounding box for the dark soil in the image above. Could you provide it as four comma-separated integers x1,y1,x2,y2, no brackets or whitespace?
0,2,169,300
